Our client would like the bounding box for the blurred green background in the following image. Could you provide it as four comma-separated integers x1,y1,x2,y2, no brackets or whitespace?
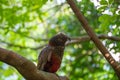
0,0,120,80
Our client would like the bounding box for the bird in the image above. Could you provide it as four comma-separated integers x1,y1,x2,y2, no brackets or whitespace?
37,32,70,73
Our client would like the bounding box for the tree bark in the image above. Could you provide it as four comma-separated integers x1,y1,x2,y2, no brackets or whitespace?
0,47,69,80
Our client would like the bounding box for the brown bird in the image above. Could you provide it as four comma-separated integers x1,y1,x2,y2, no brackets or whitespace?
37,32,70,73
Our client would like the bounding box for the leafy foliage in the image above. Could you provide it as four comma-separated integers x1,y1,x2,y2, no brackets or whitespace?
0,0,120,80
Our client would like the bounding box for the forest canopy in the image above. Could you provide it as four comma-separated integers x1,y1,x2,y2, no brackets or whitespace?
0,0,120,80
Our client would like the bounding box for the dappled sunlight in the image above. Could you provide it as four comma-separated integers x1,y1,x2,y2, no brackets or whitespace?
0,0,120,80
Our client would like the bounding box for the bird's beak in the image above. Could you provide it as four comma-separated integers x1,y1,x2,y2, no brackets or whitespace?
67,37,71,41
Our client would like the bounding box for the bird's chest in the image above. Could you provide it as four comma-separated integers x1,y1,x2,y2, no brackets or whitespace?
51,52,61,64
47,47,65,72
46,53,61,72
52,46,65,59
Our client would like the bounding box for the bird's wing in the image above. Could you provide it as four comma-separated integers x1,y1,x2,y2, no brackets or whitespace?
37,46,53,70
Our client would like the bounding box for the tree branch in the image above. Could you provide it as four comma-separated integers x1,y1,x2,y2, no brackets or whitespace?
0,39,46,50
0,27,48,42
66,0,120,78
66,34,120,45
1,34,120,50
0,47,69,80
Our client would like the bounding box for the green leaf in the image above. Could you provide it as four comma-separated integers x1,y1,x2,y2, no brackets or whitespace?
100,0,108,5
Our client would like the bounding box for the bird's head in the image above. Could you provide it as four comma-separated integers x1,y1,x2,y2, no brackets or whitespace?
49,32,71,46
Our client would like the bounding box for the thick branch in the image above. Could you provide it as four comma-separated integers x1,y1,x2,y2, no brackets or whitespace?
0,47,68,80
67,0,120,78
